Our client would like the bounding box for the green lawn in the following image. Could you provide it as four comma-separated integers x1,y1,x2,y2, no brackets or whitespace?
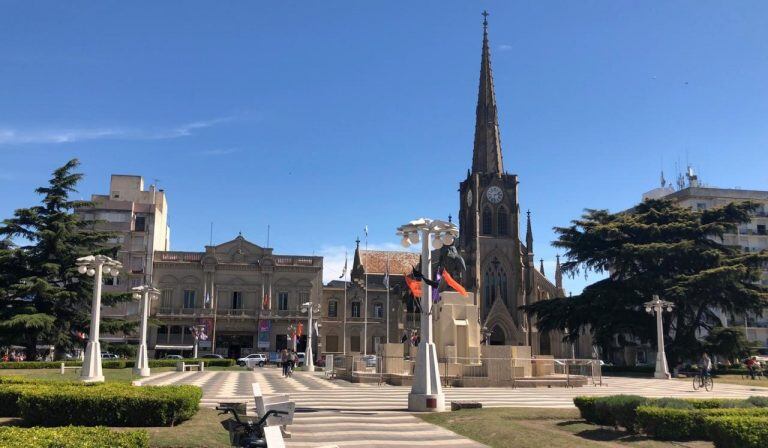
418,407,713,448
0,365,248,383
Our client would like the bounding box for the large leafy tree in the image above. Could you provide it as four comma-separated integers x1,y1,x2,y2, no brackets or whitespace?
526,199,768,361
0,159,131,359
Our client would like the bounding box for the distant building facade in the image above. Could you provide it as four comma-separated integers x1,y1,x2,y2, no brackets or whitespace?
77,175,170,342
150,235,322,358
321,241,419,356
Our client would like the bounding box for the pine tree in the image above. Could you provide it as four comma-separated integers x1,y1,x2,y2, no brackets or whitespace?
526,199,768,361
0,159,131,359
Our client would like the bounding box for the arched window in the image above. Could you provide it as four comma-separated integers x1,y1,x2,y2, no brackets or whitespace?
484,271,493,308
497,207,508,235
328,300,338,318
484,258,507,307
351,302,361,318
482,207,493,235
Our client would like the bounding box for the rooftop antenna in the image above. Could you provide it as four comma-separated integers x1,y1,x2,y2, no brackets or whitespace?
209,222,213,246
266,224,270,248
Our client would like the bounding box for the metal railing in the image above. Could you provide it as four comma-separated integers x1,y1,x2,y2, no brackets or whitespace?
329,354,603,387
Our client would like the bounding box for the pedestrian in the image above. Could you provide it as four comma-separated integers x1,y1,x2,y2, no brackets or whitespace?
699,352,712,380
280,349,289,377
746,356,758,380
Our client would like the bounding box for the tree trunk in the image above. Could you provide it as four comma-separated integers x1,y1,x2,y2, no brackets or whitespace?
24,333,38,361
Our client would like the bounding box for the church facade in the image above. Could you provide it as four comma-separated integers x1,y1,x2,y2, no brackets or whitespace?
457,16,569,356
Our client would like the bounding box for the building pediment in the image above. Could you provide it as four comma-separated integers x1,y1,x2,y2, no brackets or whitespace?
213,234,272,264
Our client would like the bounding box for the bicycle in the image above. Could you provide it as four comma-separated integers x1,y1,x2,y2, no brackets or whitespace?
217,404,288,447
692,372,713,391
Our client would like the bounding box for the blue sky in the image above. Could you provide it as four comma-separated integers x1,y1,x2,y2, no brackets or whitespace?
1,1,767,294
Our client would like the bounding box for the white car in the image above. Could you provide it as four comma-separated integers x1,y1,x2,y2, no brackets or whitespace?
238,353,267,368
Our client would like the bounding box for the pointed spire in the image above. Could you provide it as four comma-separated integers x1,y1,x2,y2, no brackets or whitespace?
351,237,364,280
539,258,545,275
525,210,533,255
555,254,563,291
471,10,504,175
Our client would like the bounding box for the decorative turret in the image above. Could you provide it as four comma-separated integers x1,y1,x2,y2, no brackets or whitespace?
351,237,365,281
471,11,504,176
555,254,563,291
539,258,545,276
525,210,533,258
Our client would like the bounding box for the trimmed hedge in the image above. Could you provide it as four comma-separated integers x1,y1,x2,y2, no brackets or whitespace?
706,416,768,448
0,357,235,369
573,396,601,425
17,383,202,426
637,406,768,440
0,426,148,448
593,395,648,433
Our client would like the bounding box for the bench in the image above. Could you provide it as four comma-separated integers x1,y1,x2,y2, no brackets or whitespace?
176,361,205,372
252,383,294,447
60,363,81,375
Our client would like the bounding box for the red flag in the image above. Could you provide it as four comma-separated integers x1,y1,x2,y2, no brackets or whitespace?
405,274,422,297
442,269,467,297
262,292,270,310
297,322,304,337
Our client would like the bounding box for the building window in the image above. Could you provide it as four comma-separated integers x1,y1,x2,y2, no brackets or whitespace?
102,275,120,286
232,291,243,310
183,290,196,308
350,335,361,353
134,215,146,232
497,207,508,235
482,207,493,235
696,203,707,211
328,300,338,318
758,224,766,236
351,302,361,318
373,302,383,318
278,292,289,311
325,335,339,352
161,289,173,308
129,278,142,288
111,191,120,199
299,292,309,303
169,325,181,335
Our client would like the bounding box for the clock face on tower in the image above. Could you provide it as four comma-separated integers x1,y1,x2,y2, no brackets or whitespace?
486,186,503,204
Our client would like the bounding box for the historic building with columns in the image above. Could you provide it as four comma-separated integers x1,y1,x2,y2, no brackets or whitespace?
149,234,323,358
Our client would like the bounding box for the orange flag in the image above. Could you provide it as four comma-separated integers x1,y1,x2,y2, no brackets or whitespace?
297,322,304,337
442,269,467,297
405,274,422,297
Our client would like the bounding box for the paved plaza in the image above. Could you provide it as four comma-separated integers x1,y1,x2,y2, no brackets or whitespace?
138,368,768,447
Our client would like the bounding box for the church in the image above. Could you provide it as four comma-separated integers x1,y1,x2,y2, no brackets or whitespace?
456,14,568,355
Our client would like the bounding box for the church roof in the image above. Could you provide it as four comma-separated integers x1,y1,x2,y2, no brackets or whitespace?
359,250,420,275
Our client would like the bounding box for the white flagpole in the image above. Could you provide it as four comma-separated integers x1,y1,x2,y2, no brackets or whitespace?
364,227,368,356
386,253,390,344
343,251,348,356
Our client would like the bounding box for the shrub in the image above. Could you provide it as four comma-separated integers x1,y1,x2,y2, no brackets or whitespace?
18,383,202,427
650,397,694,409
0,361,82,370
637,406,768,440
574,396,600,424
0,426,148,448
594,395,648,433
746,396,768,408
0,384,38,417
148,358,235,368
600,365,655,376
706,415,768,448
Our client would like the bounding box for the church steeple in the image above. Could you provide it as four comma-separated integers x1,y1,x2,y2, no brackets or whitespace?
525,210,533,254
351,237,364,281
555,254,563,291
472,11,504,175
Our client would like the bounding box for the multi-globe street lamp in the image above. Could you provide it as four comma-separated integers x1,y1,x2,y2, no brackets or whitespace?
481,326,492,346
300,301,321,372
190,324,207,359
644,294,674,379
397,217,458,412
132,285,159,377
76,255,122,383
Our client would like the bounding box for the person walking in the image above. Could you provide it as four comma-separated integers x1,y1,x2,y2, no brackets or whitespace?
746,356,759,380
280,349,289,377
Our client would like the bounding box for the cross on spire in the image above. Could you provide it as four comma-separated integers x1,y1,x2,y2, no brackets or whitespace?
482,10,489,29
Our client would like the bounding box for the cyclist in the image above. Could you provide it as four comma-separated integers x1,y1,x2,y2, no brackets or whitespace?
699,351,712,383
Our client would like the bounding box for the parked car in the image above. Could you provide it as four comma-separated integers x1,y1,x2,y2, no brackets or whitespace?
163,354,183,360
238,353,267,367
100,352,118,359
296,353,306,367
200,354,224,359
361,354,376,367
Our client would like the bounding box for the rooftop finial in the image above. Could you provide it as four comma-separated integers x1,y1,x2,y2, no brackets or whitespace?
482,10,489,31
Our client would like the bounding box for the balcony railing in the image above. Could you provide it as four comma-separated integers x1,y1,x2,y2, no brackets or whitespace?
274,256,320,267
157,252,203,262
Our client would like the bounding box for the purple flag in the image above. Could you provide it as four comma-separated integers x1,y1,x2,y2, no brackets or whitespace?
432,269,442,303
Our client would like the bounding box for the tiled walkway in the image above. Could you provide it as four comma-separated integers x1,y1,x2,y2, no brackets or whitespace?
140,368,768,447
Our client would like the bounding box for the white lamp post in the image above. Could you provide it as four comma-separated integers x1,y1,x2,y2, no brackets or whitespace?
132,285,159,377
397,218,457,412
76,255,122,383
191,324,207,359
644,294,674,379
300,301,321,372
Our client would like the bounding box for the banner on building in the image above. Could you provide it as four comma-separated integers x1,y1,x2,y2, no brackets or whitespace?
258,320,271,349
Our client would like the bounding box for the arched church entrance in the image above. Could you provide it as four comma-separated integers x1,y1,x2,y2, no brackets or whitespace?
490,325,506,345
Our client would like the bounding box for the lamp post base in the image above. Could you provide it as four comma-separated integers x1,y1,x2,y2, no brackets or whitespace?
81,341,104,383
408,342,445,412
133,344,151,377
654,351,671,379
